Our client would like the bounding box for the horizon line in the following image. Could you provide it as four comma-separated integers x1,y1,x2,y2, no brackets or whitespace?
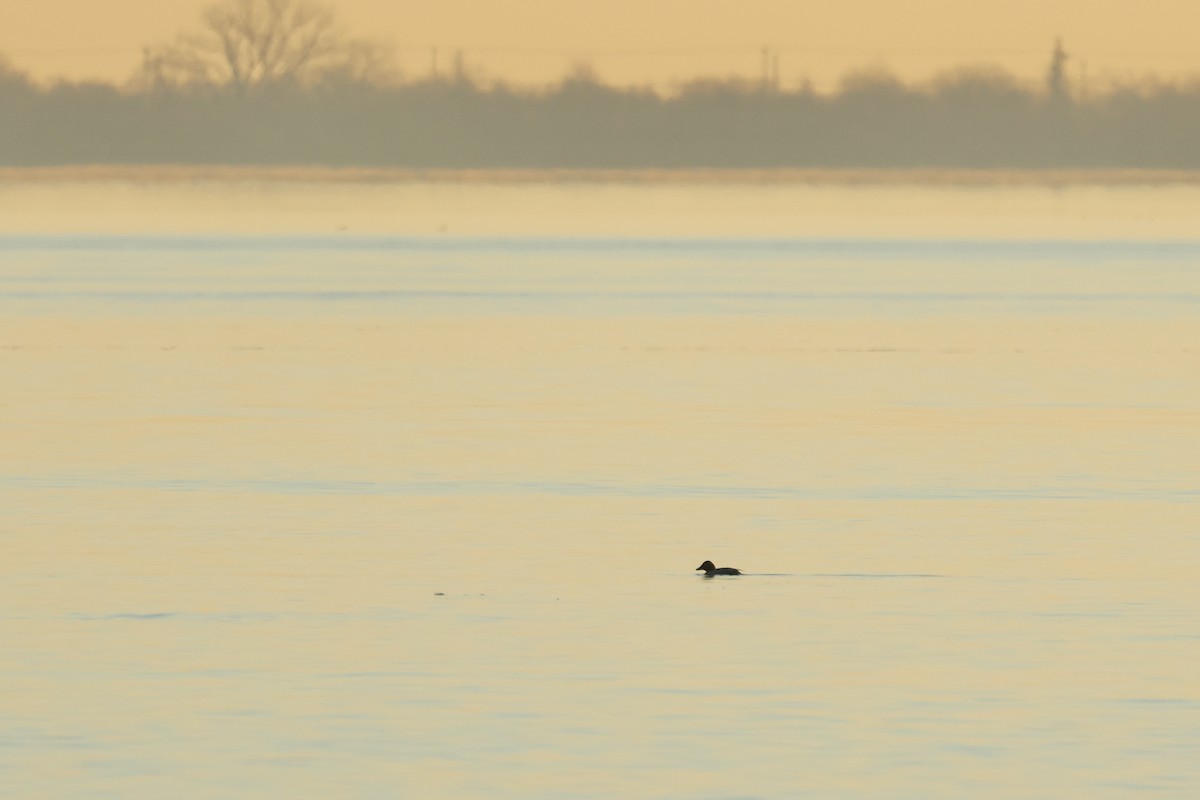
5,165,1200,187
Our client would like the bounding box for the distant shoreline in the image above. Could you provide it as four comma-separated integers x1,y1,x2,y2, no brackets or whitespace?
4,166,1200,187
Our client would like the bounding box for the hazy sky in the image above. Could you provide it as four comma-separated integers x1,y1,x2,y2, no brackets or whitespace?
4,0,1200,89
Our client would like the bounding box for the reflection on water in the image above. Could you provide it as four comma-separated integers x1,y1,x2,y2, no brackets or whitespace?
3,178,1200,799
2,235,1198,319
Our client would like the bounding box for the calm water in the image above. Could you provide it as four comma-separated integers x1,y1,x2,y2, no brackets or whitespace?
3,178,1200,798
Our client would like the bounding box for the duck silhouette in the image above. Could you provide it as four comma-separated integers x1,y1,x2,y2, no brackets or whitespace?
696,560,741,576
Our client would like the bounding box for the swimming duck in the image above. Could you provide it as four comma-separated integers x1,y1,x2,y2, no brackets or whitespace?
696,560,741,576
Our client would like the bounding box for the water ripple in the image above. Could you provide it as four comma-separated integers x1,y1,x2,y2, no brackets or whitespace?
4,472,1197,502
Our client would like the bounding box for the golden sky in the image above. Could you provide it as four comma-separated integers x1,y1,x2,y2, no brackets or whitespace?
4,0,1200,89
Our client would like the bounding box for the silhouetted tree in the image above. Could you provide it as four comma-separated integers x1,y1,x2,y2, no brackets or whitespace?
838,66,909,99
1046,38,1070,103
930,66,1027,104
0,53,34,93
137,0,394,91
2,44,1198,168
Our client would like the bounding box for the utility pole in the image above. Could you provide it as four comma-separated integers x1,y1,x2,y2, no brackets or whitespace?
1046,37,1069,103
761,46,780,91
453,50,466,84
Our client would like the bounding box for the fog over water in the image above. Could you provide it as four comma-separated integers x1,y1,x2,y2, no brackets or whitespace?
3,0,1199,170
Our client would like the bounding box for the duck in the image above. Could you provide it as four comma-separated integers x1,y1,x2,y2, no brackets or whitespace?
696,560,741,576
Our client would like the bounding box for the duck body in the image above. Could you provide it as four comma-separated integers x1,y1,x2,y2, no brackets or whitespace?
696,560,741,576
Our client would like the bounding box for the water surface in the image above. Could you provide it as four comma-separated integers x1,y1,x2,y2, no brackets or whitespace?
3,178,1199,799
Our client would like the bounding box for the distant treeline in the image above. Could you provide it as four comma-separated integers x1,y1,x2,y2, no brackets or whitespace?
2,59,1199,169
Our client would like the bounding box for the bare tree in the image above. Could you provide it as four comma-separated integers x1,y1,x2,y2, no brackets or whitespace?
138,0,395,91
